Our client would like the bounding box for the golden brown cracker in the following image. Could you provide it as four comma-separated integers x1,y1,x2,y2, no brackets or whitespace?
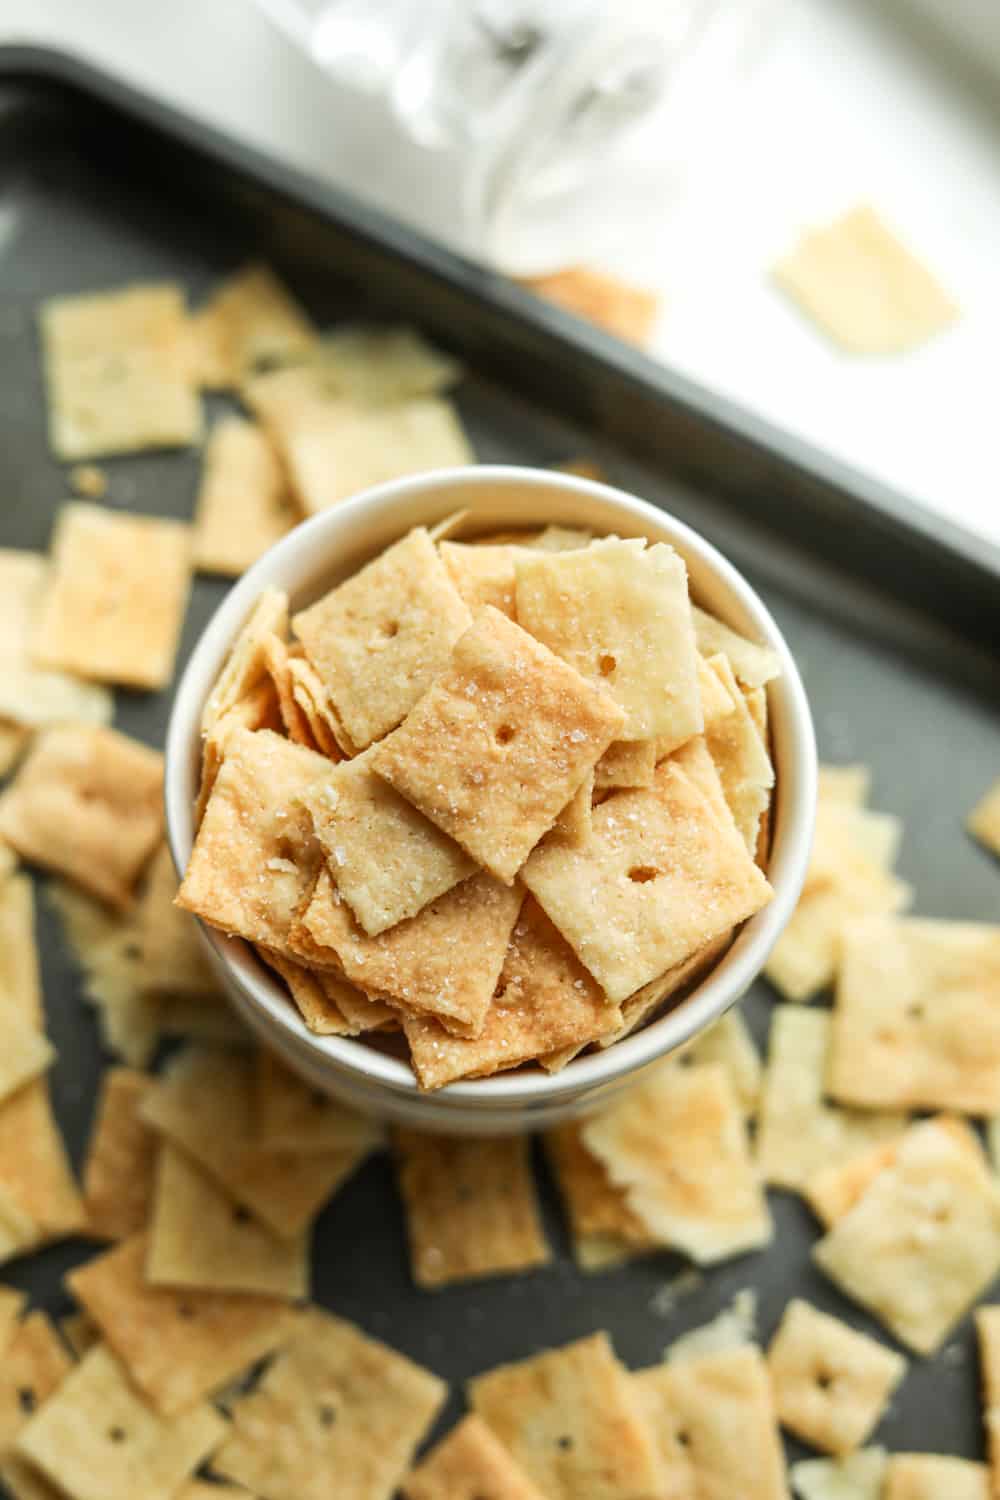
193,416,294,576
520,267,659,345
402,1413,547,1500
82,1067,158,1241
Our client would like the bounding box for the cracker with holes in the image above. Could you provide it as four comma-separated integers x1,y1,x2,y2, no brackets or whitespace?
767,1299,906,1455
39,282,201,459
82,1068,159,1241
544,1121,655,1271
300,749,474,935
633,1345,787,1500
828,917,1000,1113
969,778,1000,857
67,1234,293,1415
394,1130,549,1288
0,726,163,910
297,867,522,1037
523,761,771,1003
140,1046,371,1237
14,1343,226,1500
213,1307,446,1500
402,897,621,1090
193,416,294,576
192,263,317,387
469,1331,663,1500
178,728,329,956
147,1144,308,1299
255,1052,385,1154
34,504,192,690
0,1312,72,1452
402,1412,547,1500
813,1118,1000,1355
582,1062,771,1262
293,527,472,750
883,1455,989,1500
756,1007,903,1192
515,536,701,750
374,605,623,881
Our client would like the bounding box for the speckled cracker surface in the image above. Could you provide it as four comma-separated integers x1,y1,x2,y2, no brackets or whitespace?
300,749,473,935
213,1308,446,1500
767,1299,906,1455
192,263,316,387
34,503,191,689
757,1007,903,1191
300,867,521,1037
691,605,781,688
883,1455,988,1500
594,739,657,790
0,1312,71,1452
582,1062,771,1263
82,1068,158,1241
373,606,623,883
293,527,471,750
0,726,163,910
147,1143,308,1299
828,917,1000,1113
256,946,380,1036
67,1233,292,1416
14,1344,226,1500
394,1130,549,1287
139,1045,368,1236
772,204,957,354
402,1413,547,1500
515,537,701,747
193,416,294,577
40,283,201,459
439,540,528,619
523,761,771,1003
403,898,620,1090
634,1345,788,1500
813,1119,1000,1355
178,728,328,956
469,1331,664,1500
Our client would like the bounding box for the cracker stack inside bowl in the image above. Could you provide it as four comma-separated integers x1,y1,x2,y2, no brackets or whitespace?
167,468,813,1124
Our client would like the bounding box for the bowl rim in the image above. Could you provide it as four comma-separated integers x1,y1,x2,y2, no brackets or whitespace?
166,464,816,1106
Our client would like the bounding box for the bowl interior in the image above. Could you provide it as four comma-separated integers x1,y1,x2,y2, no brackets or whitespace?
166,466,816,1108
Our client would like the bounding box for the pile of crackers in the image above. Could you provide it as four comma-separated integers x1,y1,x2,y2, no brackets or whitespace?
177,520,778,1086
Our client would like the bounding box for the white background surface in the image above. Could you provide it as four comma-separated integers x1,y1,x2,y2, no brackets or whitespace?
3,0,999,546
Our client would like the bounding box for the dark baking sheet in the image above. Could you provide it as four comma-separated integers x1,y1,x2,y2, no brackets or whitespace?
2,46,999,1473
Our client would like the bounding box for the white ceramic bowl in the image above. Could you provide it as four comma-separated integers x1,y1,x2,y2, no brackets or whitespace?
166,466,816,1133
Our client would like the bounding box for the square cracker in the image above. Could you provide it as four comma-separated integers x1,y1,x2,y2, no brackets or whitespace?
544,1121,655,1270
147,1143,308,1299
634,1345,787,1500
178,728,329,956
139,1045,369,1236
67,1233,292,1415
34,504,192,690
704,653,774,852
469,1331,664,1500
766,1298,906,1456
772,204,957,354
522,761,772,1003
827,917,1000,1113
515,536,702,747
202,587,289,734
82,1067,158,1241
191,263,316,388
255,1051,384,1154
883,1455,988,1500
756,1006,903,1192
293,527,472,750
393,1130,549,1288
402,1413,547,1500
313,324,460,405
137,842,218,998
402,897,622,1091
300,749,474,936
439,540,528,619
969,778,1000,857
0,1079,86,1241
581,1062,771,1263
213,1307,446,1500
0,1009,52,1107
975,1307,1000,1497
813,1118,1000,1355
298,867,522,1038
0,726,163,910
14,1343,226,1500
193,417,294,577
373,605,623,883
520,267,659,345
39,282,201,459
0,1311,72,1452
